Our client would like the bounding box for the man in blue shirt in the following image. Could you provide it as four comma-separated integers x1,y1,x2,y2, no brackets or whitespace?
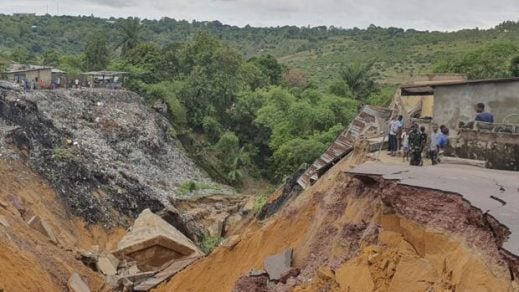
475,103,494,123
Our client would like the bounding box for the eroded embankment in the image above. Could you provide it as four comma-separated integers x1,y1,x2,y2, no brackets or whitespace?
157,157,517,292
0,159,125,291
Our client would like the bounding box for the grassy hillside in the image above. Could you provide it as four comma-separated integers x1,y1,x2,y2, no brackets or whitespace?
1,14,519,86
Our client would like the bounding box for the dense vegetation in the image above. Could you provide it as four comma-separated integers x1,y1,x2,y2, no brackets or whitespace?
116,32,361,184
1,14,519,186
2,15,519,84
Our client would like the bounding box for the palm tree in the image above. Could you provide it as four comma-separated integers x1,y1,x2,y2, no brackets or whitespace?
115,17,141,56
340,62,377,101
227,147,247,185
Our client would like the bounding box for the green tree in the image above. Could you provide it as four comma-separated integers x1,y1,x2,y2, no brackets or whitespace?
227,147,247,185
272,138,326,179
10,45,34,63
84,32,109,71
41,50,60,66
248,55,284,85
239,62,269,90
433,43,519,79
328,80,350,97
254,86,358,180
58,55,83,74
124,43,162,83
116,17,141,56
339,62,378,101
145,81,187,128
510,56,519,77
178,33,244,128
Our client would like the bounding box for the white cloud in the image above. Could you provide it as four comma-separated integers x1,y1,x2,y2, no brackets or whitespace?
0,0,518,30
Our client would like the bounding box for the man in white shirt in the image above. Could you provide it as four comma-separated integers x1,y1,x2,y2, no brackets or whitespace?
429,123,442,165
388,115,403,156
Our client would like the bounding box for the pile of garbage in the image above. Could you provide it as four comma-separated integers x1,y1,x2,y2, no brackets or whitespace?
0,87,206,226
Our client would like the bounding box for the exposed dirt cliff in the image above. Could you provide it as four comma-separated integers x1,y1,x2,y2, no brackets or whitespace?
157,153,518,291
0,158,125,291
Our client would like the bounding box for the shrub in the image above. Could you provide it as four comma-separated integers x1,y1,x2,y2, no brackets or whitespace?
252,193,269,214
52,147,77,161
200,235,222,254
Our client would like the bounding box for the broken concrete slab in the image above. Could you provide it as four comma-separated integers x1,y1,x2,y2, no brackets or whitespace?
27,215,58,244
242,196,256,214
104,252,119,268
67,273,91,292
40,220,58,245
118,277,133,291
248,269,268,277
264,248,293,281
127,264,140,275
207,218,225,237
0,215,9,228
221,235,241,249
76,248,99,271
121,271,157,284
441,156,486,168
133,256,201,291
114,209,203,271
97,254,118,276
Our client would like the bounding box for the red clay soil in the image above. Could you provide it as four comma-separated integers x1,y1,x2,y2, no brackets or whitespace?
0,159,125,291
233,274,269,292
156,155,517,292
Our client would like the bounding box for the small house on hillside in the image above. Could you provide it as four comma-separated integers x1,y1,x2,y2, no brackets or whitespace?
3,64,65,89
80,71,127,89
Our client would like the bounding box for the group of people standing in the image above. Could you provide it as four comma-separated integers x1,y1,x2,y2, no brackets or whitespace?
387,102,495,166
387,115,449,166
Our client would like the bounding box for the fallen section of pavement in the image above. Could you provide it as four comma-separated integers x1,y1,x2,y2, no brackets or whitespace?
348,162,519,257
347,162,519,277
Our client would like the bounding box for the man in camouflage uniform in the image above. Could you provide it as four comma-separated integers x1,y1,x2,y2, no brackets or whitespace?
408,123,423,166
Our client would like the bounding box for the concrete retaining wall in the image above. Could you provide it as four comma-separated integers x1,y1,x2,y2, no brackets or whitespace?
433,81,519,135
448,129,519,171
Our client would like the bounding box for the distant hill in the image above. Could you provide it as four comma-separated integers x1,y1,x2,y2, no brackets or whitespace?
1,14,519,86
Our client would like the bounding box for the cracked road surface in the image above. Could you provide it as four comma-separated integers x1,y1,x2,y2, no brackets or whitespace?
348,162,519,256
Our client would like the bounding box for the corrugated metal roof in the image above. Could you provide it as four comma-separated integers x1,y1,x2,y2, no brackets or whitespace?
297,105,392,189
5,66,53,74
81,71,128,75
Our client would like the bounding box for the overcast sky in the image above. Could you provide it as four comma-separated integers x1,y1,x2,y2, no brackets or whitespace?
2,0,519,31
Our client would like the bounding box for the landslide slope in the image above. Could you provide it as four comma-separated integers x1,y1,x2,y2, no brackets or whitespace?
158,155,518,291
0,87,206,226
0,158,126,291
